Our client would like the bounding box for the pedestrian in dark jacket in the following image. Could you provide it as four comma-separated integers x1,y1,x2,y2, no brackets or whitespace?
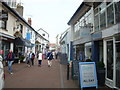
29,51,35,66
7,50,15,74
47,50,53,67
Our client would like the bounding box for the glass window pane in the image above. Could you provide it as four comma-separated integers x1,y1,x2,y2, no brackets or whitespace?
107,4,114,27
94,15,99,31
100,12,106,30
107,40,113,80
115,1,120,23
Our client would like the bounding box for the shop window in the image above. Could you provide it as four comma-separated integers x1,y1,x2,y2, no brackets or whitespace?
0,20,7,30
107,4,114,27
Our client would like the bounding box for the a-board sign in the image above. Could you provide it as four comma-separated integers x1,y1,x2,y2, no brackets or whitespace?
79,62,98,89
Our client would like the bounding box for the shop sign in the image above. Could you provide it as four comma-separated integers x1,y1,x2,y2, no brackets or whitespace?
79,62,98,89
0,49,4,54
92,32,102,40
26,33,31,40
0,10,8,21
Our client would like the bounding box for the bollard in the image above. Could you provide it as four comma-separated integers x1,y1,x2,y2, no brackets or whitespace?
67,63,69,80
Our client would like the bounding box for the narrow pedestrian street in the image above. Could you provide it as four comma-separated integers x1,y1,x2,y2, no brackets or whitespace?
4,58,79,88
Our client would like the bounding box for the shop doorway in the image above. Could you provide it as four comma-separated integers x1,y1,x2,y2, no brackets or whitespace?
106,40,113,81
115,36,120,89
76,44,84,61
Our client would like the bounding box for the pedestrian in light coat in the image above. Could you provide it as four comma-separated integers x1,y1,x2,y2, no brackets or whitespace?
38,51,43,67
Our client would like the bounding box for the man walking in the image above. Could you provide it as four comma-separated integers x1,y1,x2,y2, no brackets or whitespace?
7,50,15,74
47,50,53,67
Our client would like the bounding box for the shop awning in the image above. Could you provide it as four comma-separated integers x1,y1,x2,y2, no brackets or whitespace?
14,37,31,47
24,39,31,47
14,37,25,46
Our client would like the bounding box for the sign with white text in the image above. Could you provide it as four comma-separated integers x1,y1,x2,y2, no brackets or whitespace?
79,62,98,89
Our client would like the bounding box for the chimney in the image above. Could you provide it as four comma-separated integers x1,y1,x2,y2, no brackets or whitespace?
16,4,24,17
28,18,32,26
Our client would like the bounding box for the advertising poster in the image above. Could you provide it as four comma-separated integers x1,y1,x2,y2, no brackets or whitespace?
79,62,98,89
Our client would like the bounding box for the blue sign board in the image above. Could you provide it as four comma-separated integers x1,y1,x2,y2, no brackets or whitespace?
26,33,31,40
79,62,98,89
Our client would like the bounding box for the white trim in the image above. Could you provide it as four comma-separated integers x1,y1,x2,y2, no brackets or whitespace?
113,37,116,87
104,38,114,88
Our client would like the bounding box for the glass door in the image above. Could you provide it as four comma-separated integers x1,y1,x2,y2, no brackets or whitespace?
115,42,120,88
106,40,113,80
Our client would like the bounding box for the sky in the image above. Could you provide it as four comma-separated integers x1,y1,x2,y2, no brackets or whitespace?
21,0,83,43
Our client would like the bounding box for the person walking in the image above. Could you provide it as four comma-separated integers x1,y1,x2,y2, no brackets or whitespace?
55,50,58,59
47,50,53,67
29,51,35,66
6,50,15,74
25,50,31,67
38,51,43,67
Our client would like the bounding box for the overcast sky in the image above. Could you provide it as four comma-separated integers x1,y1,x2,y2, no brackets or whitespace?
22,0,83,43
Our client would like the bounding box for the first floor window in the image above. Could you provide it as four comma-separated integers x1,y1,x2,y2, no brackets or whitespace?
115,1,120,23
107,4,114,27
94,15,99,31
0,20,7,30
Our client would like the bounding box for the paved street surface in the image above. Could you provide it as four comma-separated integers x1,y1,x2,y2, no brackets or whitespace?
4,58,112,89
4,58,79,88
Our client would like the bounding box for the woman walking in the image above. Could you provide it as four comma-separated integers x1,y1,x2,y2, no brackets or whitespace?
38,51,43,67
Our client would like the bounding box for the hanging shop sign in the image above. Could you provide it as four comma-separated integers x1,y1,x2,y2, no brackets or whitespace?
0,10,8,21
79,62,98,89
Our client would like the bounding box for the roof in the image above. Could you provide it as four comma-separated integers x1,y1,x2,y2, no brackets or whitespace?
67,2,92,25
2,2,36,32
2,2,49,42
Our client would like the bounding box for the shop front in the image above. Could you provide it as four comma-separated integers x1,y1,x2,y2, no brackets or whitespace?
0,33,14,60
104,35,120,89
14,37,31,57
